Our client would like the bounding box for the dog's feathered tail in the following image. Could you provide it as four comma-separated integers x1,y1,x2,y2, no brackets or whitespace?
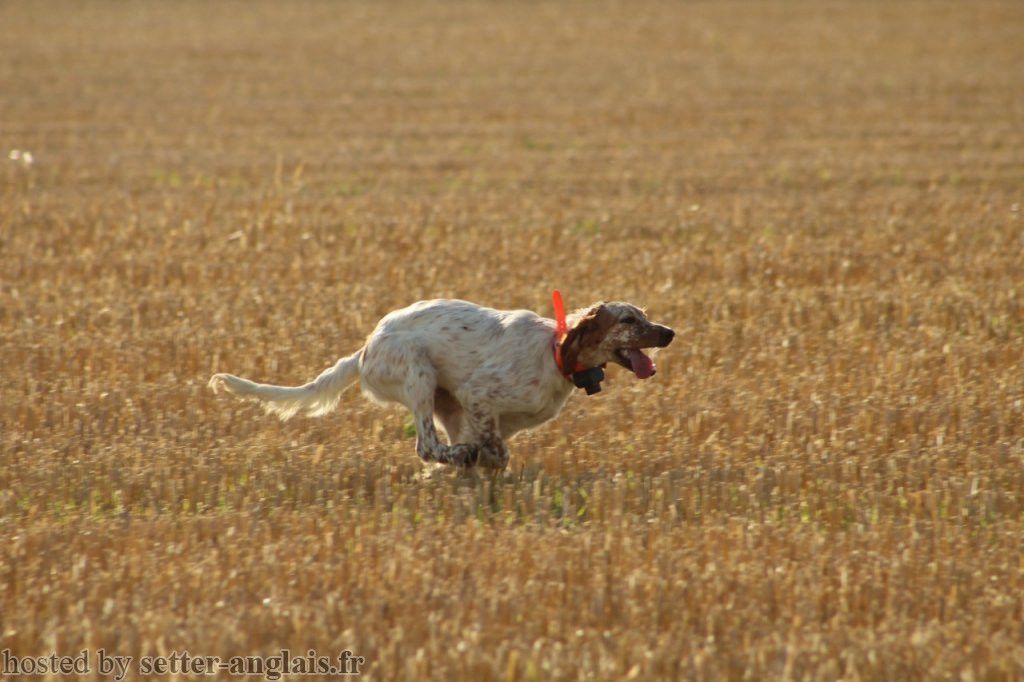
209,350,362,420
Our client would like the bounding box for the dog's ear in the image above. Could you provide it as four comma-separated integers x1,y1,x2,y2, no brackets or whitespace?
561,303,612,371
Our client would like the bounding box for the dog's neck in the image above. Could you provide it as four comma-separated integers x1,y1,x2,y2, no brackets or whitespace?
552,330,605,395
550,290,605,394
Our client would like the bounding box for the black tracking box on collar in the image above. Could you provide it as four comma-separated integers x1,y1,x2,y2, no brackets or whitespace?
572,366,605,395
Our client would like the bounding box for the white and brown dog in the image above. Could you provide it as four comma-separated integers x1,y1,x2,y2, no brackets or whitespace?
209,297,674,468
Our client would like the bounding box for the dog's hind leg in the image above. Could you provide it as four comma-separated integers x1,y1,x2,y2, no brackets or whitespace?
398,355,478,467
361,338,478,467
412,409,478,467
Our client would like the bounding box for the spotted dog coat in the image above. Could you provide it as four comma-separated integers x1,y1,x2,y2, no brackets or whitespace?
209,299,674,469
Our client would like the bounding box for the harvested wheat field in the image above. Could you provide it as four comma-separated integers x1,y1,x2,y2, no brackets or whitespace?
2,0,1023,679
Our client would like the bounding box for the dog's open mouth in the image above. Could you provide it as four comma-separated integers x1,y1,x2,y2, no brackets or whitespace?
614,348,656,379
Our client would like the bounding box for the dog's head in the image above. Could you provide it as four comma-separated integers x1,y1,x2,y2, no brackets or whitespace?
561,302,674,379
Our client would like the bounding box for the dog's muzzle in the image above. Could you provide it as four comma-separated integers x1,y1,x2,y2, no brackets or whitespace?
654,325,675,347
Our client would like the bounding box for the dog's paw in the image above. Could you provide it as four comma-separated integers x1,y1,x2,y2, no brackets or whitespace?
449,443,480,467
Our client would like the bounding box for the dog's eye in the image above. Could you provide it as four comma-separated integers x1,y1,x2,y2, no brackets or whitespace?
621,316,637,324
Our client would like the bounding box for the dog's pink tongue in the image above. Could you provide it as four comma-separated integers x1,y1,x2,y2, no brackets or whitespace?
626,349,656,379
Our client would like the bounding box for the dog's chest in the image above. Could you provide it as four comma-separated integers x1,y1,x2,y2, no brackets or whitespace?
499,383,573,436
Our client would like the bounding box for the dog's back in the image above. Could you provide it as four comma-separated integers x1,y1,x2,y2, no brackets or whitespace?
362,299,555,398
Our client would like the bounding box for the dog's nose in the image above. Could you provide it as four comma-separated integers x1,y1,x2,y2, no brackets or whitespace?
658,326,675,347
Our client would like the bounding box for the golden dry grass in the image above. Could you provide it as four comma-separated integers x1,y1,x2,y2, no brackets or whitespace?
2,1,1023,679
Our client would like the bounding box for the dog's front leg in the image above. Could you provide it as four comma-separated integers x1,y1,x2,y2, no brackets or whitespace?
458,404,509,470
476,432,510,470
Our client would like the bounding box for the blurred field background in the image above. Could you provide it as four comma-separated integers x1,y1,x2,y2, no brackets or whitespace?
2,0,1023,679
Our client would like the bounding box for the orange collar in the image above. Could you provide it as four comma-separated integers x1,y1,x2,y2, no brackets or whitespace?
552,290,606,394
552,289,577,377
